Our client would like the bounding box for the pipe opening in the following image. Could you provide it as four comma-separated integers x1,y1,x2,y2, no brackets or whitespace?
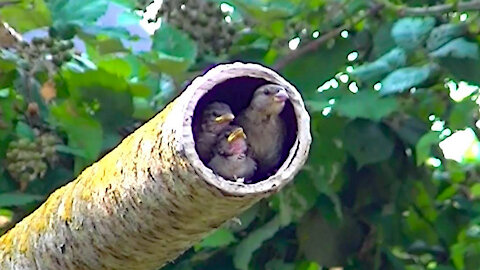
192,76,298,183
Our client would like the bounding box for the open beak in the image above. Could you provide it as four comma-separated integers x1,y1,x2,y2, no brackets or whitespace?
227,127,246,143
273,89,289,103
215,113,235,124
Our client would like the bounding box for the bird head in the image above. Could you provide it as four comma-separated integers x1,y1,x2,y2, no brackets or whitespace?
251,84,289,115
215,126,248,156
201,102,235,133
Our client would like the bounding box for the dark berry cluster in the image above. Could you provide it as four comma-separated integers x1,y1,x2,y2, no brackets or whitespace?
155,0,238,56
16,37,74,73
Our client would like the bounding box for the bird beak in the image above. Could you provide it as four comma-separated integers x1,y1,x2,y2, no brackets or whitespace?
215,113,235,124
227,127,246,143
273,89,288,103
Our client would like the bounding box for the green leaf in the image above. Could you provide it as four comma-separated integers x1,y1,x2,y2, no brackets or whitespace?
448,99,478,131
391,17,435,50
265,260,295,270
471,183,480,198
129,83,151,97
196,228,237,250
0,192,44,207
335,91,398,121
147,23,197,75
82,25,137,40
55,145,88,158
350,47,407,81
305,100,331,113
0,209,13,219
295,261,321,270
97,58,132,79
108,0,137,8
50,102,103,174
233,216,282,270
132,97,155,120
15,121,35,141
0,0,51,32
380,64,438,95
388,115,429,146
116,10,141,26
228,0,297,23
426,23,467,51
64,69,134,130
430,38,479,59
49,0,109,28
281,38,352,100
0,88,9,98
415,132,441,166
343,119,394,168
297,209,363,267
439,57,480,85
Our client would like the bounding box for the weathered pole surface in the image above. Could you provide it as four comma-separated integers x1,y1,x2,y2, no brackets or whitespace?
0,62,311,270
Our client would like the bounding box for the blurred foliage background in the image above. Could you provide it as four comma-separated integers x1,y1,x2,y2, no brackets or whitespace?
2,0,480,269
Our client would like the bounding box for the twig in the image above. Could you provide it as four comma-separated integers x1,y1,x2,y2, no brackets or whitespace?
273,4,382,70
383,0,480,16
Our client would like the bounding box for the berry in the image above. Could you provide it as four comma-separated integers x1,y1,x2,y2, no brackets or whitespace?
154,0,244,56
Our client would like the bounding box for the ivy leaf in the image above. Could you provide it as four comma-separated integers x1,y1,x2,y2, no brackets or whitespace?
146,23,197,76
335,91,398,121
0,0,51,32
0,192,44,207
233,216,282,270
343,119,394,168
430,38,479,59
415,132,441,166
391,17,435,50
195,228,237,250
380,64,438,95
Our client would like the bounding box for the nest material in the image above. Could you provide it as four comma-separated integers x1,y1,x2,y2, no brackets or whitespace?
0,62,311,270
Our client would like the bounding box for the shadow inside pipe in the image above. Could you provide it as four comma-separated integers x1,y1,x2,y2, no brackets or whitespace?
192,76,298,184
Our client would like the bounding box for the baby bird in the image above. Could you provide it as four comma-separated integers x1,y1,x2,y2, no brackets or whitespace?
208,125,257,182
236,84,289,175
196,102,235,162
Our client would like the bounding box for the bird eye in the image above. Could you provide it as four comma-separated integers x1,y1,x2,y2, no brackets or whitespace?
263,89,270,95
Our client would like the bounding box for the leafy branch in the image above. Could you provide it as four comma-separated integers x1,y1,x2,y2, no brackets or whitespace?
380,0,480,16
274,0,480,70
